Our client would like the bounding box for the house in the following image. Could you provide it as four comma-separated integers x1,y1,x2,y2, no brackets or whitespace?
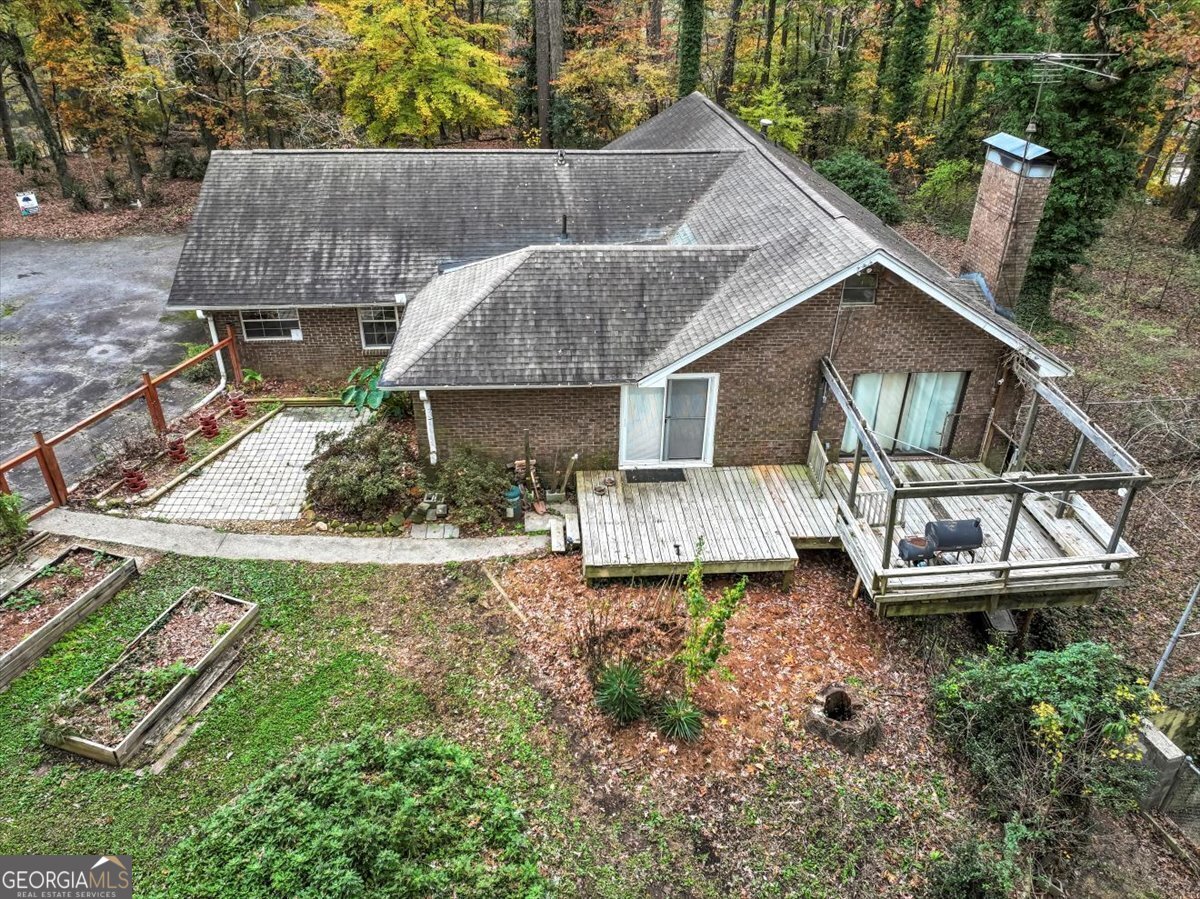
168,93,1149,616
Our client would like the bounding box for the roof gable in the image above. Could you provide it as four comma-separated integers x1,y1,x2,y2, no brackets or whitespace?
383,245,754,387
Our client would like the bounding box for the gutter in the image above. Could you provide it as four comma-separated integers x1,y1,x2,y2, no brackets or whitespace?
418,390,438,465
187,311,228,412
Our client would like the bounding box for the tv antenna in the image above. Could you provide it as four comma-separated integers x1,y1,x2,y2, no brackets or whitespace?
957,52,1119,84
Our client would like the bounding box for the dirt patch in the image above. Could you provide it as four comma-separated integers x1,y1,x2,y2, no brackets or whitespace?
0,154,201,241
502,555,954,779
0,548,122,652
51,589,244,745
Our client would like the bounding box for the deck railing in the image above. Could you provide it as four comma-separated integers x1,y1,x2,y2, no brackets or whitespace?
0,327,242,520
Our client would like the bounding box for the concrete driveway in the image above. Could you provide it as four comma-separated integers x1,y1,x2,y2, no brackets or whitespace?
0,235,209,503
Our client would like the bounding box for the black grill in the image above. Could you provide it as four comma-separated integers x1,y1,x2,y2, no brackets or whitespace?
925,519,984,553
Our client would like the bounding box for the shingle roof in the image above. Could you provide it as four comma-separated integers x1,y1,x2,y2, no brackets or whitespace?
383,245,753,387
167,148,737,309
612,94,1064,377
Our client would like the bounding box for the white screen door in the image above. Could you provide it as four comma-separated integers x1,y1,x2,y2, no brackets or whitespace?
664,378,710,461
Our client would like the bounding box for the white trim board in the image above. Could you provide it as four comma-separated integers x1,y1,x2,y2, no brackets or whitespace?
638,251,1070,387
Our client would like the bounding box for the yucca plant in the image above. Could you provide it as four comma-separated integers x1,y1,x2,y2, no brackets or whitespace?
594,661,646,724
656,697,704,742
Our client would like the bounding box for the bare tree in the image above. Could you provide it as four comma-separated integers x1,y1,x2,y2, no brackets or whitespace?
0,27,74,196
534,0,564,148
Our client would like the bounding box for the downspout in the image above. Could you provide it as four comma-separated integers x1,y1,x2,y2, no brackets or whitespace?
419,390,438,465
187,310,228,413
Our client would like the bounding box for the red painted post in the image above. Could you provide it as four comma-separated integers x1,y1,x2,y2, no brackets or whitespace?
225,324,244,387
33,431,68,506
0,469,9,495
142,369,168,433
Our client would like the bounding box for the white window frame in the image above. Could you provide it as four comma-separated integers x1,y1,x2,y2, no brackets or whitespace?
840,271,878,306
618,374,719,469
240,308,302,342
358,305,399,352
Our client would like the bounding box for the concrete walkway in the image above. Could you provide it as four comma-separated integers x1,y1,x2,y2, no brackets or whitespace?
33,510,548,565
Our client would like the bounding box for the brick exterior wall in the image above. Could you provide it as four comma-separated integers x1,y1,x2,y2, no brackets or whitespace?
962,159,1054,308
417,274,1021,469
415,388,621,472
210,307,396,381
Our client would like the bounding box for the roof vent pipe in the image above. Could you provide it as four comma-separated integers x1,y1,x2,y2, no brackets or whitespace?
555,149,567,167
759,118,773,138
561,214,568,242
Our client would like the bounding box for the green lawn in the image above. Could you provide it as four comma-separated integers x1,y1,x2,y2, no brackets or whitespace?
0,556,713,897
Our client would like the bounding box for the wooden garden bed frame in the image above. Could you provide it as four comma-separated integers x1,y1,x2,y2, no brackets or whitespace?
0,544,137,691
43,588,258,766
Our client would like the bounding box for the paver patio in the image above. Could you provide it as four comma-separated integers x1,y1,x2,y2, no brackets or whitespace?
147,407,365,521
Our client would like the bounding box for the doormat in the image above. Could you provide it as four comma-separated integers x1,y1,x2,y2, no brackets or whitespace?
624,468,686,484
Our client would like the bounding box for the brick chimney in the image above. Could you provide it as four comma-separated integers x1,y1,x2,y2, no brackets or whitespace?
961,132,1056,309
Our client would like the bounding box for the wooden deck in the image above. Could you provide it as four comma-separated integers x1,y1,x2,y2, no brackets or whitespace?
577,465,837,579
827,459,1136,616
576,457,1137,618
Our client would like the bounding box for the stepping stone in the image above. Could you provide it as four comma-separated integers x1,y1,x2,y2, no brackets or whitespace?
523,512,552,532
550,517,566,553
564,513,580,548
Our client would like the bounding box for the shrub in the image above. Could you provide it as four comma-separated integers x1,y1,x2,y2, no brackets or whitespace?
305,419,420,520
162,146,208,180
934,642,1162,871
430,445,510,528
0,493,28,554
595,661,647,724
676,542,746,696
68,181,92,213
179,342,218,383
12,141,40,174
156,732,544,898
655,697,703,742
813,150,905,224
911,159,979,237
925,833,1023,899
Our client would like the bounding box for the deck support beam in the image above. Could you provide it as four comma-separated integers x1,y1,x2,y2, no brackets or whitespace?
1055,433,1088,518
818,357,900,494
1105,485,1138,562
880,494,898,570
997,488,1025,582
1015,364,1143,474
847,442,863,511
1007,395,1039,473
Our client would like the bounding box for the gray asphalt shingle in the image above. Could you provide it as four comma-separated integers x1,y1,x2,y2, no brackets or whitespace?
168,148,737,309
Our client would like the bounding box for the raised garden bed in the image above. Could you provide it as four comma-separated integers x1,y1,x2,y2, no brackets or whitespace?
1,545,137,691
42,587,258,765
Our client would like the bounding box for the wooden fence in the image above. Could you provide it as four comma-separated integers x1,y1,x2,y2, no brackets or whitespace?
0,326,242,520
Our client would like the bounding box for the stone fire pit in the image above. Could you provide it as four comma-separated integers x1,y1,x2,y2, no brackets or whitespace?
805,683,882,756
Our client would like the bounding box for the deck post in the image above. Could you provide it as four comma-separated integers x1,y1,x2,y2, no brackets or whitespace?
1007,396,1039,473
1055,433,1087,518
880,491,898,570
1104,485,1138,563
141,370,168,434
847,442,863,512
998,488,1025,582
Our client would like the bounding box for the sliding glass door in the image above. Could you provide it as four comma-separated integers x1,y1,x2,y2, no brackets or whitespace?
620,376,717,467
841,371,966,454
